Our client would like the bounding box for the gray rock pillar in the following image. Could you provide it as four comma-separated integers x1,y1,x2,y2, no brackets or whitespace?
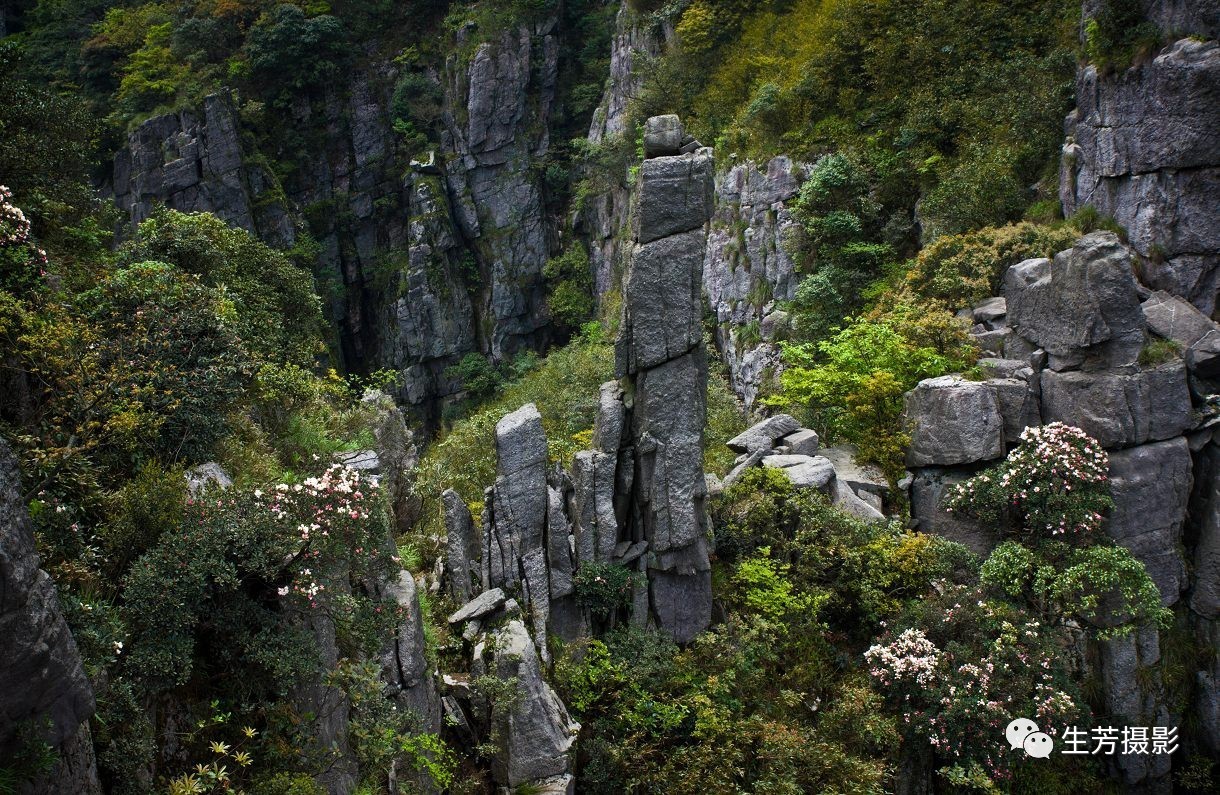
614,119,715,643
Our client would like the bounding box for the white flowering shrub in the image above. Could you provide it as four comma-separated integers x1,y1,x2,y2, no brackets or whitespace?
0,184,47,291
944,423,1112,541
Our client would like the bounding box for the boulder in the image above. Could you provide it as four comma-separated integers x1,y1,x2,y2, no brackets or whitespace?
904,375,1004,467
727,414,802,454
1039,363,1192,449
1142,290,1220,378
762,454,836,490
972,296,1007,328
829,478,884,522
976,358,1034,380
448,588,507,625
1003,233,1147,371
1105,438,1192,606
819,444,888,498
780,428,820,457
635,150,715,244
642,114,684,157
486,620,579,788
185,462,232,495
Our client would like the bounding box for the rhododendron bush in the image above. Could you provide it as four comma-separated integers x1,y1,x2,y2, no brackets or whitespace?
123,464,403,694
866,584,1085,781
944,422,1112,541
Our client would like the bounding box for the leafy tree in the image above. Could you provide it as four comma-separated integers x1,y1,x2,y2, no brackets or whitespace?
122,211,324,367
244,4,349,94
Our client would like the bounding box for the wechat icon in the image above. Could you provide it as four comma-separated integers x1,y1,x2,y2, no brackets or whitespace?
1006,718,1054,759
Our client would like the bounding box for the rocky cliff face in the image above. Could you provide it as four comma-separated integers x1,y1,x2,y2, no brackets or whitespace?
0,439,101,795
703,156,805,408
1061,4,1220,316
109,17,566,428
903,231,1219,789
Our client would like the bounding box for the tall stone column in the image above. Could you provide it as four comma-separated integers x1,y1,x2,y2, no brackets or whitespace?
615,115,715,643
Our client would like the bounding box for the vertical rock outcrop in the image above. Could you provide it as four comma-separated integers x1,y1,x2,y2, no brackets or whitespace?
613,121,715,643
703,156,805,407
441,19,559,360
1060,4,1220,315
0,439,101,795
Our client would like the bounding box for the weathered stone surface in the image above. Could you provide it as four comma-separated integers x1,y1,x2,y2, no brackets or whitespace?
185,462,232,496
703,156,806,407
1062,38,1220,315
1106,438,1192,606
762,454,836,490
631,352,710,555
829,478,885,522
1003,234,1147,370
546,486,575,599
1188,444,1220,620
909,467,1000,555
1142,289,1218,347
592,381,626,453
635,150,715,244
521,548,551,661
618,230,706,372
643,114,684,157
571,451,620,563
1141,289,1220,380
380,570,441,736
780,428,820,457
1039,363,1192,449
987,377,1042,444
727,414,802,454
443,490,478,603
486,620,578,788
448,588,507,625
972,296,1007,327
648,565,712,645
0,440,98,791
1098,627,1172,785
904,376,1004,467
490,404,549,585
819,444,888,498
1197,618,1220,753
976,358,1034,381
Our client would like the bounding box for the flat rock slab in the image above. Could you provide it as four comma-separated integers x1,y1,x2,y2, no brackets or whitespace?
762,454,835,490
1040,363,1192,449
448,587,507,624
819,445,887,496
728,414,801,453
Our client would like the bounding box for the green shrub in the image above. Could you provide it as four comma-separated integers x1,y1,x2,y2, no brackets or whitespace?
770,303,976,478
123,210,324,367
543,242,596,330
78,260,253,465
574,561,637,620
244,5,349,93
899,221,1078,309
